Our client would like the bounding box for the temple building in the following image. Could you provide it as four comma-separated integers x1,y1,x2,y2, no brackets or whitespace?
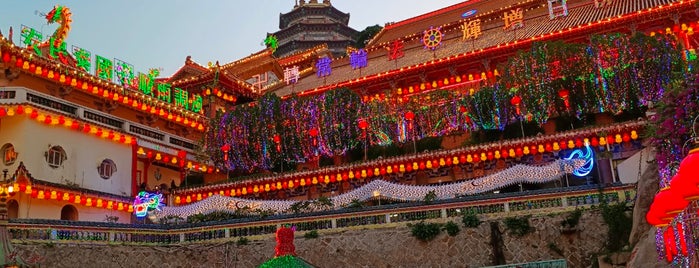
270,0,359,58
0,0,695,221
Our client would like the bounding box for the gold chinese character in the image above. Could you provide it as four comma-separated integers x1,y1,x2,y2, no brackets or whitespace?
503,8,524,30
462,19,482,41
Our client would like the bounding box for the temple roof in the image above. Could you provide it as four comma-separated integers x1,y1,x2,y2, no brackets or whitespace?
368,0,526,46
272,0,684,96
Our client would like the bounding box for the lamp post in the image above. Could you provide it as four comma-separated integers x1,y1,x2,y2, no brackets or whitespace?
405,111,416,154
358,119,369,161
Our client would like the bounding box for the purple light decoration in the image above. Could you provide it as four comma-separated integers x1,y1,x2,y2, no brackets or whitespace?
350,49,368,70
316,57,332,77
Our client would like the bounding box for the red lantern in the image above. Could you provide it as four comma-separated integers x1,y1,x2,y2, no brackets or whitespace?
273,134,281,144
510,95,522,115
221,144,231,161
358,119,368,130
558,89,570,109
404,111,415,121
622,133,631,143
671,150,699,201
591,137,599,147
308,128,318,137
655,186,688,216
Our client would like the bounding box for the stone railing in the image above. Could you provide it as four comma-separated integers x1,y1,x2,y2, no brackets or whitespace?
8,184,635,246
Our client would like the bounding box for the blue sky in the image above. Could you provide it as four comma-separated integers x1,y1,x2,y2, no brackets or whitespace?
0,0,464,77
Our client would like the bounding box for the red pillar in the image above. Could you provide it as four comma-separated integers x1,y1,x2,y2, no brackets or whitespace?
131,143,138,196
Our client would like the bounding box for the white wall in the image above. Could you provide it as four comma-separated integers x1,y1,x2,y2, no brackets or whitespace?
0,115,132,196
617,147,655,184
9,194,131,223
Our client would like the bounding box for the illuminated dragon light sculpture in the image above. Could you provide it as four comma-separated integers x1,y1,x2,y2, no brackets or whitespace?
39,5,72,49
133,191,165,218
151,155,590,221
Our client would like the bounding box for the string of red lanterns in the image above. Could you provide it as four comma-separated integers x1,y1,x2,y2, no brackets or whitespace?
175,127,643,205
0,42,205,132
0,105,136,145
11,182,133,212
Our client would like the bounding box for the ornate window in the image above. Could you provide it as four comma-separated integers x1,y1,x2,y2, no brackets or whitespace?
98,159,116,179
1,143,17,166
46,145,66,168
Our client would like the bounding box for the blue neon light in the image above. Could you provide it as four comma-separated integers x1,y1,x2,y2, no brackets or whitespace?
461,9,477,18
565,144,594,176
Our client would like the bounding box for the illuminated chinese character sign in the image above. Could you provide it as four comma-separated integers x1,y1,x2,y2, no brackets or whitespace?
138,69,160,97
283,66,300,85
503,8,524,30
114,58,135,87
173,88,189,109
157,83,172,103
133,191,164,218
252,73,269,93
95,55,113,80
387,40,404,60
72,46,91,72
20,25,43,55
350,49,368,69
462,19,482,41
316,57,332,77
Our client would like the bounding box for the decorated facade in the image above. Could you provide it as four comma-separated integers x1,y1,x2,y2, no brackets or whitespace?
0,3,698,265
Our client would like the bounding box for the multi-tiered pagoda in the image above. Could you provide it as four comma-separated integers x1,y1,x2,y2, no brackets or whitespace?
271,0,359,58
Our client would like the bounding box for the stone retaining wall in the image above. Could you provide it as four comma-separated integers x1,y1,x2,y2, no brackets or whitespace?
12,210,607,268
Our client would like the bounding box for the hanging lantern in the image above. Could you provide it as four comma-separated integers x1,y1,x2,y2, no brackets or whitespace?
510,95,522,115
221,144,231,161
358,119,369,130
671,149,699,201
558,89,570,109
404,111,415,121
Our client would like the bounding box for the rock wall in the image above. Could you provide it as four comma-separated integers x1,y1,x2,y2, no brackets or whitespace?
12,210,611,268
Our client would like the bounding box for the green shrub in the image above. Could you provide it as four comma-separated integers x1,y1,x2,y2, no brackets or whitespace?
561,208,583,229
443,221,460,236
410,221,442,241
304,230,319,239
462,212,481,228
504,216,532,237
601,202,632,252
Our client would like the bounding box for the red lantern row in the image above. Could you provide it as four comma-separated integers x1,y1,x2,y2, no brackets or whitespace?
1,105,136,145
14,182,134,212
138,147,215,173
1,49,204,131
178,129,641,205
203,87,237,103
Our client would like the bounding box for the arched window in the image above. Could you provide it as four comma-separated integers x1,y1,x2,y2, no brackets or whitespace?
98,159,117,179
46,145,66,168
1,143,17,166
60,205,78,221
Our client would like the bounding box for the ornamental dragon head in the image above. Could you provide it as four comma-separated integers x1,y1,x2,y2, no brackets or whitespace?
45,5,65,24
